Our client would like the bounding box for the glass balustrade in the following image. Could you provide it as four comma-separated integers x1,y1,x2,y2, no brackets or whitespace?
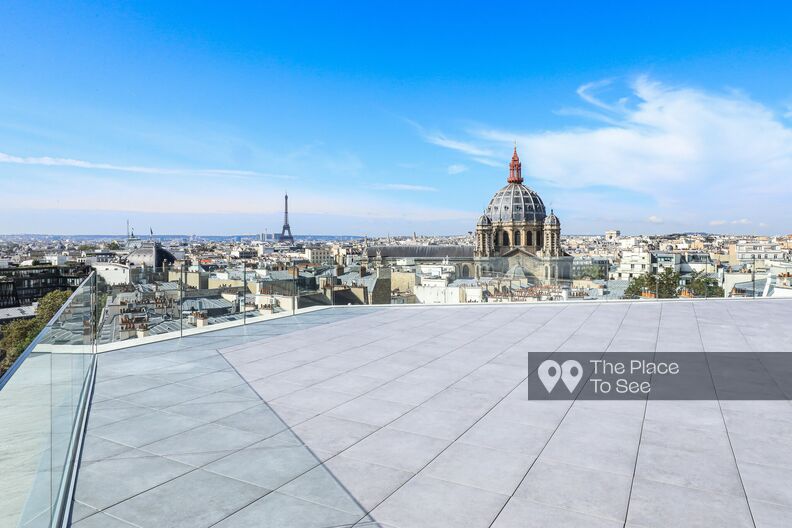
0,273,96,527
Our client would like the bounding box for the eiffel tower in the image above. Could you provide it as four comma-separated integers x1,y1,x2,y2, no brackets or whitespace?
279,192,294,243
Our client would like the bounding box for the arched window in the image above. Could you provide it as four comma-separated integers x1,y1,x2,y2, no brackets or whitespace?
526,231,533,246
502,231,510,246
514,231,521,246
461,265,470,278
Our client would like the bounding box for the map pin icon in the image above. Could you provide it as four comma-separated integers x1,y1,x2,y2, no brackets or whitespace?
538,360,561,393
561,360,583,392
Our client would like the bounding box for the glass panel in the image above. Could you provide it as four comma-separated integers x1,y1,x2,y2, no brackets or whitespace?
0,273,95,527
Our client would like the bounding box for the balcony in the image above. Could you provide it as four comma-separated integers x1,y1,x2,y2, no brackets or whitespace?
2,273,792,527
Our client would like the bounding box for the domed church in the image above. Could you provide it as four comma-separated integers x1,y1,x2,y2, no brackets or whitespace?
473,147,572,282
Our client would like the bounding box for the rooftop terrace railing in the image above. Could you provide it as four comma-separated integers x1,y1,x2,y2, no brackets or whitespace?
0,273,96,528
93,265,336,349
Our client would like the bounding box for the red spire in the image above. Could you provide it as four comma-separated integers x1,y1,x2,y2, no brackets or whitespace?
507,145,523,184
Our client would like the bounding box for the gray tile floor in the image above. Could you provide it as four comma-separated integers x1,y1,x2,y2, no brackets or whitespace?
73,300,792,527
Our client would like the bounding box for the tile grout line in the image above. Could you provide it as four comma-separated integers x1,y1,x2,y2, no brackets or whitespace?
322,305,583,521
621,302,662,527
78,312,382,525
217,306,540,525
331,306,546,521
484,302,635,528
703,302,758,528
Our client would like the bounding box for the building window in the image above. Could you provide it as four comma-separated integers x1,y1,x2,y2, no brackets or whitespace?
514,231,521,246
503,232,510,246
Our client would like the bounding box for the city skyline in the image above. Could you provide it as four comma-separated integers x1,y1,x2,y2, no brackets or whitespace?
3,2,792,235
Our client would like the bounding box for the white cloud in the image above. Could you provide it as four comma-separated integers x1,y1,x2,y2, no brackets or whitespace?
421,76,792,232
447,164,468,175
647,215,663,224
731,218,751,225
0,151,291,179
709,220,727,226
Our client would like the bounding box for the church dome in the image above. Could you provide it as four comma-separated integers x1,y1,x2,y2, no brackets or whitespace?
477,214,492,227
544,209,560,226
486,183,546,222
485,146,547,223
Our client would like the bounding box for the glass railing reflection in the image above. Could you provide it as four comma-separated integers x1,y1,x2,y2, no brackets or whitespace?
0,273,95,528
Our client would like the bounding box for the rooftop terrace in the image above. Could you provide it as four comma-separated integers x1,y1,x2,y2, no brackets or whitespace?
3,294,792,528
67,299,792,527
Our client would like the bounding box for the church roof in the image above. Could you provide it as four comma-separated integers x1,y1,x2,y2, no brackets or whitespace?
364,245,473,259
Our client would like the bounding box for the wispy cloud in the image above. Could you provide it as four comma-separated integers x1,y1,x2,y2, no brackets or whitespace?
0,151,292,179
406,118,499,166
423,133,492,157
447,164,467,175
369,183,438,192
647,215,663,224
575,79,622,113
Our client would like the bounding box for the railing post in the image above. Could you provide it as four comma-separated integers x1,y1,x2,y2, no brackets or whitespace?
180,267,184,338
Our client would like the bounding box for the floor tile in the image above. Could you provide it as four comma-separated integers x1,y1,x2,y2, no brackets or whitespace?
372,475,508,528
104,469,267,528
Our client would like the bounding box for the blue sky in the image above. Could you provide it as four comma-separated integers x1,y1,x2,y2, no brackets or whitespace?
2,1,792,236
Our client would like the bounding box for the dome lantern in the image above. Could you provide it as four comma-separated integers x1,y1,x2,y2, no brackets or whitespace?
507,145,523,184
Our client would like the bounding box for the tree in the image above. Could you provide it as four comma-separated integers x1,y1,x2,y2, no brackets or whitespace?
579,264,606,280
0,289,72,376
624,268,681,299
106,241,120,250
688,271,724,298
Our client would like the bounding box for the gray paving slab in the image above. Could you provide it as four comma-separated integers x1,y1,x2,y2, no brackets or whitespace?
214,491,366,528
90,409,207,448
327,396,415,427
423,441,534,495
75,455,192,510
514,458,632,522
291,415,378,456
371,475,508,528
343,427,451,473
492,498,623,528
204,441,322,490
139,422,265,466
625,477,754,527
103,469,268,528
323,456,415,511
